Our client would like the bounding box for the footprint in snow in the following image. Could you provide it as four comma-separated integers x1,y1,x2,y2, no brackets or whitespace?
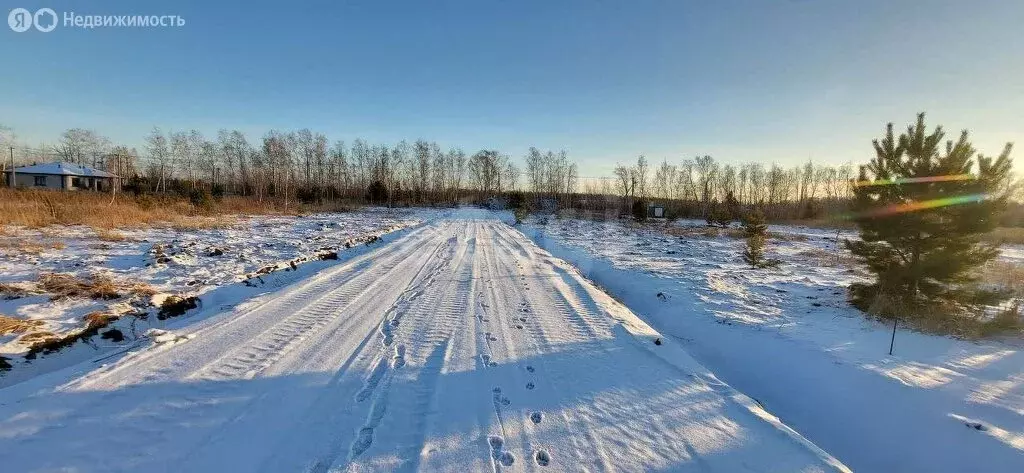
526,365,535,373
534,449,551,466
526,382,535,390
530,412,543,424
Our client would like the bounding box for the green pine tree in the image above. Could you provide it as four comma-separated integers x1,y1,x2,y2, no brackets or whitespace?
742,208,772,268
846,113,1014,317
724,191,741,223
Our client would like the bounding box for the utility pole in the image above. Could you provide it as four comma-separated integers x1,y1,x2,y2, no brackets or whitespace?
9,146,15,188
889,317,898,355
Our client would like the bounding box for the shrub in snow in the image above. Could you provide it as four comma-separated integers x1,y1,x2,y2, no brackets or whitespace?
514,206,528,225
158,295,200,320
632,199,649,222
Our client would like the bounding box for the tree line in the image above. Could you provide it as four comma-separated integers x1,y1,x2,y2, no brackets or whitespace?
594,155,857,220
4,123,1018,225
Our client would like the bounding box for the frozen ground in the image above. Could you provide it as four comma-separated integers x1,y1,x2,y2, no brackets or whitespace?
0,210,846,472
0,208,426,386
521,216,1024,472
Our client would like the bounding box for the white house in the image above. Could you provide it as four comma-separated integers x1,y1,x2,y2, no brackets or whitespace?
2,162,120,191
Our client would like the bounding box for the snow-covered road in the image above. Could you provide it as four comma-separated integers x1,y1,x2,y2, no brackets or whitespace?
0,214,845,472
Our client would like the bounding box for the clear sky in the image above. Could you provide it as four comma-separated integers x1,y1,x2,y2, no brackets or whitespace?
2,0,1022,176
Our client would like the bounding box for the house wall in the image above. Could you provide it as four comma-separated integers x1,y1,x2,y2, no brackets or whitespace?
13,173,65,189
4,173,116,191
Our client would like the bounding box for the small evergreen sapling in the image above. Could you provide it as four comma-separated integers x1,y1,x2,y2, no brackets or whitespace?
742,208,777,268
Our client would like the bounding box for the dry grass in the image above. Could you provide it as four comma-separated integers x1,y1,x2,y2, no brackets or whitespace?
982,227,1024,245
0,314,44,336
0,282,37,299
94,229,127,242
979,260,1024,297
0,238,66,255
38,273,122,300
793,247,861,268
36,273,158,302
769,231,810,242
24,311,118,359
0,188,319,230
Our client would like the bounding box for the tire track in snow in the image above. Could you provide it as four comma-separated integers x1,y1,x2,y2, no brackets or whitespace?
124,229,451,470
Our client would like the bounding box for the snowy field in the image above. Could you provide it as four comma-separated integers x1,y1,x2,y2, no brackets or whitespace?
0,208,427,386
521,216,1024,472
0,210,847,472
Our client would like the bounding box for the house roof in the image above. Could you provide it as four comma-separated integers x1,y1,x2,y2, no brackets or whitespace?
5,162,118,178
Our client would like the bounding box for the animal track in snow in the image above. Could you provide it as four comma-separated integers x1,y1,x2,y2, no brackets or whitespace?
530,412,543,424
526,382,535,390
534,449,550,466
498,451,515,466
526,365,535,373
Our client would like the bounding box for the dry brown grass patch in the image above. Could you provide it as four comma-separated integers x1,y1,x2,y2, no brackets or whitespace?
38,273,121,300
95,229,127,242
18,330,58,344
83,311,117,328
979,260,1024,297
35,273,157,301
0,238,66,255
0,282,37,299
23,311,119,359
794,247,861,268
0,314,44,335
0,188,301,230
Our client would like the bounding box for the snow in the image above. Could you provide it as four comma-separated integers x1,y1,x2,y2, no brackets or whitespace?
0,210,846,472
520,216,1024,472
0,208,427,386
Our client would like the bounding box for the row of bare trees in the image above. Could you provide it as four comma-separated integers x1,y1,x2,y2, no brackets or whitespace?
597,155,856,219
3,124,870,220
3,125,556,206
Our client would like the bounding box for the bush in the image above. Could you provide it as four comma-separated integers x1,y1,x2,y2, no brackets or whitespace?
158,295,200,320
514,207,528,224
366,181,388,204
632,199,649,222
508,191,526,211
711,205,732,227
188,188,214,213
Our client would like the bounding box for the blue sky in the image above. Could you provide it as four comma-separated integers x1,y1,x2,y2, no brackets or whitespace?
2,0,1022,175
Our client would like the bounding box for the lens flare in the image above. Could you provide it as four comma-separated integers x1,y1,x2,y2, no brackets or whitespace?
854,174,974,187
849,194,987,219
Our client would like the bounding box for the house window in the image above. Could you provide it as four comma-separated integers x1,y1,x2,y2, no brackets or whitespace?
72,177,81,187
33,176,47,187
